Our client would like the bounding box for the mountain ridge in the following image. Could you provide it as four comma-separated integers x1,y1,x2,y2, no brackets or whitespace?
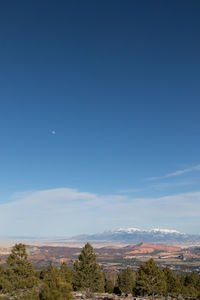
70,227,200,245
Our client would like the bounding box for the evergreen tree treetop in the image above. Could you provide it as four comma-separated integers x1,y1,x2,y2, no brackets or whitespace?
135,259,166,297
4,243,38,296
6,243,28,266
73,243,105,293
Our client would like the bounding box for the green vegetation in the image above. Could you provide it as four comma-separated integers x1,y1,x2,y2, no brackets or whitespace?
118,267,135,294
104,272,117,294
0,243,200,299
73,243,105,293
0,243,73,299
39,264,72,300
0,243,38,298
135,258,166,297
164,266,181,296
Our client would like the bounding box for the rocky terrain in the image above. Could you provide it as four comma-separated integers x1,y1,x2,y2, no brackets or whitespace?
0,242,200,273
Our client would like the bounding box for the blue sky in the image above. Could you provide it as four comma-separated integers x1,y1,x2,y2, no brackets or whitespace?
0,0,200,236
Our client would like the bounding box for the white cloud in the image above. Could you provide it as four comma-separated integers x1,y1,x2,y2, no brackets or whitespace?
147,164,200,181
0,188,200,236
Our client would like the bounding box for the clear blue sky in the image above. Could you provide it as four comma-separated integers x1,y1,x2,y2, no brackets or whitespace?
0,1,200,236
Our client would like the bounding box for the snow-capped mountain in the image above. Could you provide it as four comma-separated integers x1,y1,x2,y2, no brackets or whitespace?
115,227,182,235
71,227,200,245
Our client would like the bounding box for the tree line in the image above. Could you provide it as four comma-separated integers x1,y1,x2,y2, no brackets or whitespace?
0,243,200,299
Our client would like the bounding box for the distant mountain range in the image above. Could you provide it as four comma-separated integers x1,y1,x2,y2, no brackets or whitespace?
0,228,200,247
70,228,200,245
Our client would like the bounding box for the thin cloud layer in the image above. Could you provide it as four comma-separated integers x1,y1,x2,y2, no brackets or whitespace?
147,164,200,181
0,188,200,237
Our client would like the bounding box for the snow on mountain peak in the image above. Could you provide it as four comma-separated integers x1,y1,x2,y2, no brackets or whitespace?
115,227,143,233
114,227,183,235
151,228,181,234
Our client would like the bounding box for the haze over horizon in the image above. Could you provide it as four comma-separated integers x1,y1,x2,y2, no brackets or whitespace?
0,1,200,237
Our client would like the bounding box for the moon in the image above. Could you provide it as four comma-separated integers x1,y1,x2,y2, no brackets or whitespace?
51,130,56,135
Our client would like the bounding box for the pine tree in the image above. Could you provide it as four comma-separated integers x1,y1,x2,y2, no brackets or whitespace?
6,243,38,294
39,264,72,300
104,272,118,294
181,271,200,298
73,243,105,293
0,264,11,294
105,279,114,294
135,259,166,298
118,267,135,295
60,263,72,284
164,266,181,296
